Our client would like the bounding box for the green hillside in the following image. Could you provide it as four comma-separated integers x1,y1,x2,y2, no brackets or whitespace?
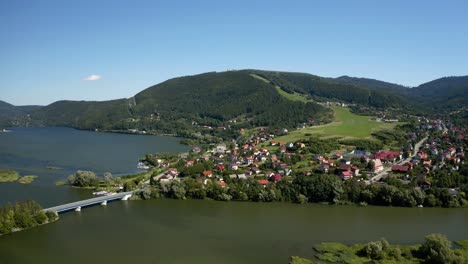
331,75,410,94
133,71,329,130
0,100,41,127
19,71,331,133
1,70,466,135
410,76,468,111
249,70,409,108
30,99,131,129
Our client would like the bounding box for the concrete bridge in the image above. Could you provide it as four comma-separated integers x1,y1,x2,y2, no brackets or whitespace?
43,191,134,213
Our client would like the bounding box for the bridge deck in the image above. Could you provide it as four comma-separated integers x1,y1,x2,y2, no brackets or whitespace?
44,191,134,213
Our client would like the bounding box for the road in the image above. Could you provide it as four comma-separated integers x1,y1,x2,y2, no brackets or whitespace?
371,136,428,182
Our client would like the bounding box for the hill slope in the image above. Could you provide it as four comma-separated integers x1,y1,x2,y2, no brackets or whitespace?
1,70,466,133
331,75,410,94
410,76,468,111
19,71,331,133
0,100,41,127
249,70,410,108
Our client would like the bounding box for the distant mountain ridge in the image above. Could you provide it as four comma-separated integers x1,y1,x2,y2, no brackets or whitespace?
0,101,41,126
1,70,466,132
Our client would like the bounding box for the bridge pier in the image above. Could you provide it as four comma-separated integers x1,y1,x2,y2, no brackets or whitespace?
101,200,107,205
75,206,81,212
121,194,132,201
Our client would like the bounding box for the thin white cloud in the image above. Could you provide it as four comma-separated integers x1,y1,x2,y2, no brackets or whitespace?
84,74,101,81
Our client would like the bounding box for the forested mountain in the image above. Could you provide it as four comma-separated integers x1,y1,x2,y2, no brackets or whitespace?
409,76,468,111
6,71,332,133
249,70,409,108
132,71,328,129
0,100,41,127
330,76,410,94
29,99,131,129
1,70,466,133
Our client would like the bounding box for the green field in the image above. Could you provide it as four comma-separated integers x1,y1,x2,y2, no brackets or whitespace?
273,107,402,142
250,74,310,103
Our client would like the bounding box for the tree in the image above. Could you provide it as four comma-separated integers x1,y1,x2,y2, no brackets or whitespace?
103,172,113,186
123,181,137,191
68,170,99,187
363,238,390,260
419,233,455,264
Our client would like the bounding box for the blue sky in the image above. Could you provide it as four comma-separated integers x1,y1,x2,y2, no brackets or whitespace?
1,0,467,105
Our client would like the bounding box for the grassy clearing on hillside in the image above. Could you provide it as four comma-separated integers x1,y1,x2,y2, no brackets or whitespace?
273,107,402,142
0,169,19,182
250,74,310,103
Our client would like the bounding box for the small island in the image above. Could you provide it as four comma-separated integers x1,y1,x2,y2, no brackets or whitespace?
18,175,38,184
0,169,19,183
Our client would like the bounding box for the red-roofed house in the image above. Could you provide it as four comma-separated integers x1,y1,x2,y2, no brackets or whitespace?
341,170,353,180
271,174,282,182
391,165,409,173
217,181,227,187
373,150,401,162
230,164,238,170
202,170,213,177
217,164,225,172
257,179,269,186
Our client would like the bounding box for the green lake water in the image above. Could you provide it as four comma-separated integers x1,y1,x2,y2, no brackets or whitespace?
0,128,467,264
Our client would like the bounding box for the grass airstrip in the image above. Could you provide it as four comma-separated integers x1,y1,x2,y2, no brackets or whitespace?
272,106,403,143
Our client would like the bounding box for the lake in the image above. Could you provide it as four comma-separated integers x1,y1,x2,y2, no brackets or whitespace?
0,127,467,264
0,127,189,206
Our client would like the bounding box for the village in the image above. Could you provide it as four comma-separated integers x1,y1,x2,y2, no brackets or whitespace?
136,116,467,207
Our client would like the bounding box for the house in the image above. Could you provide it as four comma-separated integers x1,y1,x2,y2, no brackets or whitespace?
202,170,213,177
419,180,431,190
320,164,330,173
217,181,227,187
217,164,226,172
251,167,260,174
296,142,306,148
257,179,269,186
333,153,344,159
341,170,353,180
373,150,401,162
186,160,194,167
192,147,202,153
159,175,172,183
270,174,282,182
216,143,227,154
351,166,360,176
279,145,287,153
391,165,409,173
286,142,294,148
246,156,254,165
230,164,239,170
340,159,351,165
338,164,351,171
168,168,179,177
372,159,384,173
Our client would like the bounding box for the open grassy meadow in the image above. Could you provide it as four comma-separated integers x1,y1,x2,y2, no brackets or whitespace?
272,107,402,143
